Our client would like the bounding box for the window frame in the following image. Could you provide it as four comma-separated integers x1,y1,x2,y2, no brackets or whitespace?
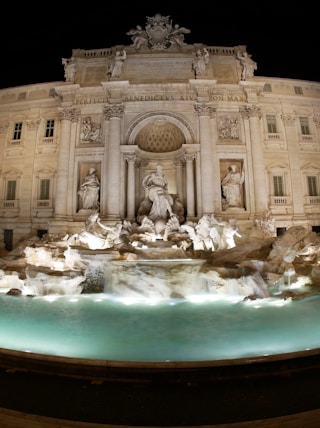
13,122,23,140
45,119,55,138
299,116,310,135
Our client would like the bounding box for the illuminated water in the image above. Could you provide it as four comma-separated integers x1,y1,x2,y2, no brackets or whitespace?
1,292,320,362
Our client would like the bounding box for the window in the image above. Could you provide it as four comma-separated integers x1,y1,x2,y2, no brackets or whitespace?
294,86,303,95
266,115,277,133
6,180,16,200
273,176,284,196
39,179,50,200
299,117,310,135
4,229,13,251
308,176,318,196
45,119,55,138
263,83,272,92
13,122,22,140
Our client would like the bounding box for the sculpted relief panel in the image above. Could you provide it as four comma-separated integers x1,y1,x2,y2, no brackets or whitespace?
80,117,102,143
218,114,240,141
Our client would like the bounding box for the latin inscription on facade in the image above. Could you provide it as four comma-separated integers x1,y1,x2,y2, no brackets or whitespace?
125,58,193,80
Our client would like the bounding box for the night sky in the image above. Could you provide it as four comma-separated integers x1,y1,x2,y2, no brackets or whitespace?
1,2,318,89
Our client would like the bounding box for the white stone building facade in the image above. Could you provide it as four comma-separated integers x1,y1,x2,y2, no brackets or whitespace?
0,14,319,249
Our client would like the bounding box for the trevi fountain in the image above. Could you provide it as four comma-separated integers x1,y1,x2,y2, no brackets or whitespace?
1,167,320,427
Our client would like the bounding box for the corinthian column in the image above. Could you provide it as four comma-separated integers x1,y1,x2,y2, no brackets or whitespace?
55,108,79,217
194,103,215,215
282,114,305,218
184,153,196,218
124,153,136,221
240,105,268,215
103,105,124,221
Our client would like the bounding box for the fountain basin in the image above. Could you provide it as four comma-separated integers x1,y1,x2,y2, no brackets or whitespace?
1,292,320,365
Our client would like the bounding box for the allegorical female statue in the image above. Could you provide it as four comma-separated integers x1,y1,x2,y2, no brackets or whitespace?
78,168,100,210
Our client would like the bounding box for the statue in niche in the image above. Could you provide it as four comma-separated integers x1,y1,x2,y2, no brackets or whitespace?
78,168,100,210
62,57,76,83
80,117,101,143
142,164,174,222
236,51,257,80
221,164,245,209
107,50,127,78
192,48,209,78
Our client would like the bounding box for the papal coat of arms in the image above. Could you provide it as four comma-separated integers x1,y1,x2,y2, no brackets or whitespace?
127,13,190,50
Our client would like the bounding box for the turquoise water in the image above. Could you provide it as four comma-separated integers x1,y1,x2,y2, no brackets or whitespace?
1,293,320,362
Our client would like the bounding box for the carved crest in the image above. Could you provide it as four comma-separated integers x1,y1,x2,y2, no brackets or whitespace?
146,14,171,49
127,13,190,51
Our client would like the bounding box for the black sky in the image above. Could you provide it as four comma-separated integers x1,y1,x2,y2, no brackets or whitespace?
1,2,318,89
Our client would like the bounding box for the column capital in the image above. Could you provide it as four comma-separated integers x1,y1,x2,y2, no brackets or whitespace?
58,108,80,122
239,104,262,119
103,104,124,120
184,153,197,162
123,153,136,163
194,103,216,118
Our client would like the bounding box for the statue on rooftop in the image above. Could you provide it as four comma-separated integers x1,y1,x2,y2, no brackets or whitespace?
107,50,127,78
62,57,76,83
236,50,257,80
192,48,209,78
127,25,149,50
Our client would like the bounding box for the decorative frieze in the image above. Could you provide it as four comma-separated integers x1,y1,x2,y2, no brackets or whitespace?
281,114,295,126
26,119,41,130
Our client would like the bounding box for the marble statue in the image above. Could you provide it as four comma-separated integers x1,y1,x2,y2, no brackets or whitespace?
77,212,123,250
78,168,100,210
167,24,190,48
192,48,209,78
221,164,245,209
236,51,257,80
107,50,126,78
126,25,148,50
142,164,174,222
62,57,76,83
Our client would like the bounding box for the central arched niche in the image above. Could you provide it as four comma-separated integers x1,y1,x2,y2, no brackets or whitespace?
133,117,188,196
125,113,195,223
135,119,185,152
